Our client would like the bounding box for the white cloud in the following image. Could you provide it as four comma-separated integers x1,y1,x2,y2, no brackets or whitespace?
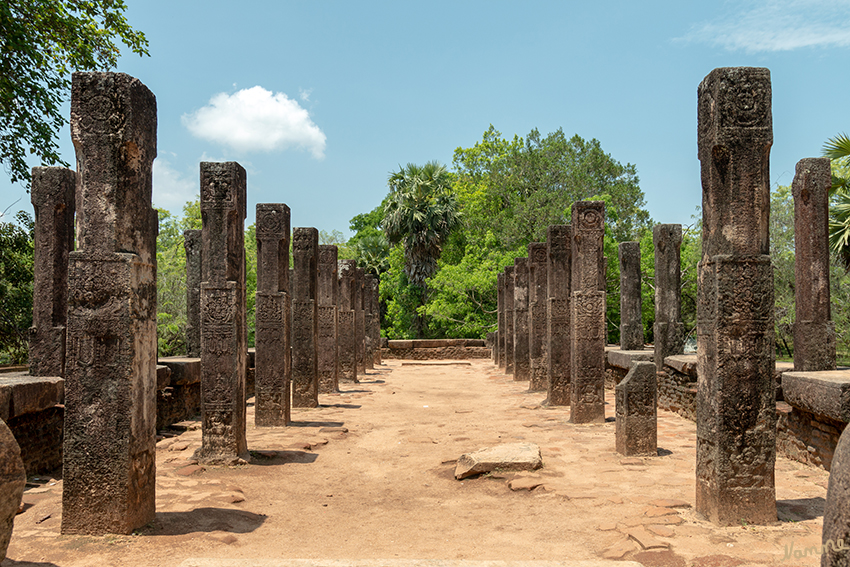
152,158,196,213
299,88,313,102
182,86,326,158
677,0,850,53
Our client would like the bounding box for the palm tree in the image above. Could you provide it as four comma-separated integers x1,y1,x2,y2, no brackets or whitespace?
354,233,390,277
382,161,462,287
824,133,850,268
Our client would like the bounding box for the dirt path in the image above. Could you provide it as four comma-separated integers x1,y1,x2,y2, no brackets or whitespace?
4,360,829,567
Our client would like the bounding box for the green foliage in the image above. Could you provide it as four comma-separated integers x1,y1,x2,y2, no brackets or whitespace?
155,208,187,357
319,229,355,260
379,246,422,339
771,185,796,357
245,223,257,347
0,211,33,363
1,0,149,186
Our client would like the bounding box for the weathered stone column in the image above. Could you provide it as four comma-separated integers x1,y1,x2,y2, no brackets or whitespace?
528,243,548,392
504,266,515,375
570,201,606,423
255,204,291,426
615,361,657,456
547,225,572,406
292,227,319,407
653,224,684,373
696,67,776,526
318,245,339,394
822,425,850,567
370,276,381,365
184,229,202,358
618,241,643,351
337,260,358,383
792,158,836,372
355,267,367,375
28,167,75,377
364,274,375,370
497,272,505,369
513,258,530,381
194,161,248,465
63,72,158,534
0,418,26,562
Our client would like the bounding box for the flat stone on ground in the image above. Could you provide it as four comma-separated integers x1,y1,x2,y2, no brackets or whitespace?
455,443,542,480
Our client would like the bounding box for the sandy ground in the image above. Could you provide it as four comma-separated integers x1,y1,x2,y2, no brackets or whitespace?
3,359,830,567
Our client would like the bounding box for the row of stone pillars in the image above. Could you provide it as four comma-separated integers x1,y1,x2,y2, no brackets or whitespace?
23,71,382,536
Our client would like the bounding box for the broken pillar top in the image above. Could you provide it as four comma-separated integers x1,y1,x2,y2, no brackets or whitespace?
698,67,772,258
571,201,605,293
200,162,247,286
256,203,290,295
70,72,157,263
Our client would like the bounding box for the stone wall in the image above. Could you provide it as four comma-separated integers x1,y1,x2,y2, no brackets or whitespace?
381,339,491,360
776,402,847,471
0,374,64,476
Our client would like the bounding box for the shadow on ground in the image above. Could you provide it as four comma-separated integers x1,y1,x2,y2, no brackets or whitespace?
152,507,267,535
777,496,826,521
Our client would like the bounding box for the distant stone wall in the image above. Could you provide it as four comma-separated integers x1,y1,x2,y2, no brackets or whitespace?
382,339,491,360
776,402,847,471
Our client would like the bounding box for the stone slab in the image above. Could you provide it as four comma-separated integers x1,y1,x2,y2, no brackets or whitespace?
156,365,172,391
782,370,850,424
0,374,64,422
607,350,654,371
455,442,542,479
663,355,697,377
158,357,202,386
179,561,642,567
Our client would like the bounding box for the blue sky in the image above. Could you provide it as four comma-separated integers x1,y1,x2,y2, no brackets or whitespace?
3,0,850,238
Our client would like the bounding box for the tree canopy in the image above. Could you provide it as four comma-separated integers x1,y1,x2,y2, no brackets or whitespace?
1,0,149,186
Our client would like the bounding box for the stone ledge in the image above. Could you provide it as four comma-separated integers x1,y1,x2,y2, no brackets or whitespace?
158,357,201,387
781,369,850,424
0,373,64,422
664,354,697,377
607,349,653,370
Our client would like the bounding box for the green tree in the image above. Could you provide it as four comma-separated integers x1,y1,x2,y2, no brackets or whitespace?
0,211,34,363
1,1,149,186
823,133,850,268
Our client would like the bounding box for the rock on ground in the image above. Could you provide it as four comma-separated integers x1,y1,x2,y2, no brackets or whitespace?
455,443,542,480
0,417,26,561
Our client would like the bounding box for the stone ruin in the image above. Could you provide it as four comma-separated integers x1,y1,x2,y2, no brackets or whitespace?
184,228,202,359
615,361,657,457
355,267,367,375
547,225,572,406
527,242,548,393
318,245,340,394
62,72,159,534
696,66,776,525
194,161,249,465
497,272,505,371
0,418,25,562
364,274,376,370
255,204,291,426
504,265,515,375
337,260,358,383
653,224,684,374
292,228,319,407
618,241,643,351
369,276,381,366
512,257,530,382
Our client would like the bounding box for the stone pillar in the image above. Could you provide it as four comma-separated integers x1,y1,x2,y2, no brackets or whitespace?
513,258,530,381
497,272,505,369
792,158,836,372
0,418,25,562
547,225,572,406
355,267,366,375
364,274,375,370
255,204,291,426
696,67,776,526
618,242,643,350
370,276,381,365
184,229,202,358
615,361,657,456
822,426,850,567
317,245,339,394
337,260,358,383
292,227,319,407
570,201,606,424
504,266,515,375
653,224,684,374
528,243,548,392
63,72,158,535
28,167,75,377
194,161,248,465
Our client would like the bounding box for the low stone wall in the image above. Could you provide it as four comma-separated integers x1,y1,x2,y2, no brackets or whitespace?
657,355,698,422
0,374,64,475
776,402,847,471
382,339,491,360
604,347,653,388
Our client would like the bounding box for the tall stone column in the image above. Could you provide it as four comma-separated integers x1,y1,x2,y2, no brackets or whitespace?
618,241,643,351
292,228,319,407
255,204,291,426
653,224,684,373
355,267,366,375
184,229,202,358
317,246,339,394
696,67,776,526
62,72,158,535
497,272,505,369
194,161,248,465
528,243,548,392
370,276,382,365
821,426,850,567
513,258,530,381
364,274,375,370
337,260,358,383
28,167,75,378
504,266,515,375
570,201,606,424
792,158,836,372
547,225,572,406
